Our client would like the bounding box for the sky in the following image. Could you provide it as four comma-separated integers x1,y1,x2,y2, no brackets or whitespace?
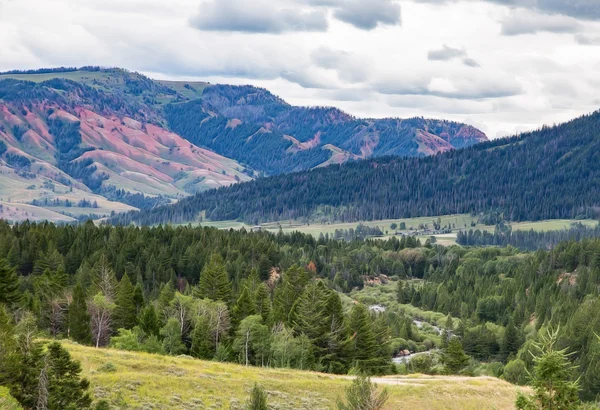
1,0,600,138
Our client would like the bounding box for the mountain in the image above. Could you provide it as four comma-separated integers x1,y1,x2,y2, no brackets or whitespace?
0,71,251,221
0,67,486,221
112,110,600,226
163,84,487,175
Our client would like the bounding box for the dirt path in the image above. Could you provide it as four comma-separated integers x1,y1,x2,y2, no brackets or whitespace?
342,375,501,386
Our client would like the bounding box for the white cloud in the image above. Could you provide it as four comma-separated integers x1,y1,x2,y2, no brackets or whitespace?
0,0,599,138
501,9,582,35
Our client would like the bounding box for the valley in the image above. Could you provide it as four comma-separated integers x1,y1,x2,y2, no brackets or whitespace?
193,214,597,246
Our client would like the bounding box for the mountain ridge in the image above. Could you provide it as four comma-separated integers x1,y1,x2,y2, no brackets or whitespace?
111,109,600,226
0,67,487,221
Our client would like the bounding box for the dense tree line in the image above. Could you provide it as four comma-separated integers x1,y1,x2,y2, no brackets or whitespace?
0,220,434,406
113,109,600,226
457,223,600,250
399,239,600,401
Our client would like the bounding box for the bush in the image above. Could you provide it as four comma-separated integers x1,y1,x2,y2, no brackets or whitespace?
503,359,528,385
97,362,117,373
337,376,389,410
245,383,268,410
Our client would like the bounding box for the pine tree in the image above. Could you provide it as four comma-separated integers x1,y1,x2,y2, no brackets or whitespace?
132,283,145,315
113,274,137,330
195,254,231,303
516,327,581,410
254,284,271,323
346,304,378,374
442,337,470,374
191,316,213,360
502,319,521,360
45,342,92,410
138,304,160,337
272,265,308,325
245,383,268,410
0,305,18,387
233,286,256,326
68,283,91,344
0,258,20,306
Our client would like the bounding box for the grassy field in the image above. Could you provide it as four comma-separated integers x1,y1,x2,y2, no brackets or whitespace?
196,214,597,246
0,386,23,410
62,341,524,410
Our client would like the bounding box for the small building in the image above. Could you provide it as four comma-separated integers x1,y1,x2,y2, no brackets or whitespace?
368,304,386,313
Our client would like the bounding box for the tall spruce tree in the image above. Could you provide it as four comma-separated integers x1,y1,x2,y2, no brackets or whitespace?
195,254,231,303
233,286,256,326
442,337,470,374
254,284,271,323
0,258,20,306
138,304,160,337
114,274,137,330
68,283,91,344
45,342,92,410
346,304,378,374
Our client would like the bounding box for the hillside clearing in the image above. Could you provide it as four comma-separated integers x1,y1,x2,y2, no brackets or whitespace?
62,341,525,410
193,215,597,245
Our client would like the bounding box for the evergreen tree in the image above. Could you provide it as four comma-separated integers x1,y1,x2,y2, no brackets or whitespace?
45,342,92,410
68,283,91,344
0,258,20,306
113,274,137,330
195,254,231,303
233,286,256,326
254,284,271,323
138,304,160,337
442,337,470,374
190,316,213,360
245,383,268,410
272,265,308,325
516,327,581,410
346,304,378,374
132,283,145,315
502,319,521,360
0,305,18,388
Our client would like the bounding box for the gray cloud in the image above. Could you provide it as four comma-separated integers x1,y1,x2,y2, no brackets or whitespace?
311,47,369,82
190,0,401,34
190,0,328,33
415,0,600,21
501,10,582,35
374,72,523,100
575,34,600,45
462,58,481,67
330,0,401,30
428,45,480,67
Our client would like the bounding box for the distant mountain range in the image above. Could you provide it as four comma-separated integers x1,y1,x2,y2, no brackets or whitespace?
0,67,486,221
113,110,600,226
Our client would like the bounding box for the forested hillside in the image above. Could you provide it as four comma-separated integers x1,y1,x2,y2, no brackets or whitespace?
164,85,486,175
0,67,486,221
1,221,600,407
113,110,600,226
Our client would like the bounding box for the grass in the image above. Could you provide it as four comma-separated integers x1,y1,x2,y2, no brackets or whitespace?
196,214,597,246
0,386,23,410
61,341,525,410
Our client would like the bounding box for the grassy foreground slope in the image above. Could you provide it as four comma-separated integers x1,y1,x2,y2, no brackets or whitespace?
0,386,23,410
64,341,523,410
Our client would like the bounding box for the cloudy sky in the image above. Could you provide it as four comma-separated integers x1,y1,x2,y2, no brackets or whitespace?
1,0,600,137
